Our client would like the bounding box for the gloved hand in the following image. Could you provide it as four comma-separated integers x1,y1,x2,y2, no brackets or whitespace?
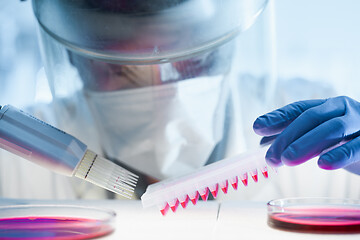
253,96,360,175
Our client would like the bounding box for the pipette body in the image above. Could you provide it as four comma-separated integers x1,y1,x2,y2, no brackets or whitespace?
0,105,138,198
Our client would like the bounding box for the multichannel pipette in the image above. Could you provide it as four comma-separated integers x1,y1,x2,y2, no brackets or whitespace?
141,146,273,215
0,105,138,199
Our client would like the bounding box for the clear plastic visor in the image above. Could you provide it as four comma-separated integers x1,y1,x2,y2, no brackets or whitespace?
32,0,268,64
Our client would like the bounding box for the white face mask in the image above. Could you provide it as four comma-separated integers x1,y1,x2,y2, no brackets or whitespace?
84,75,228,180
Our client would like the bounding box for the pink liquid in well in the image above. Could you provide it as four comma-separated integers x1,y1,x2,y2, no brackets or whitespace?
0,216,114,240
268,207,360,233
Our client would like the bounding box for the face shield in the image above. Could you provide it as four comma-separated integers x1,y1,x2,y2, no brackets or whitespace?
32,0,275,195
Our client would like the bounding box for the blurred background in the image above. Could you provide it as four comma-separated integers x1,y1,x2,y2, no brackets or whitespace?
274,0,360,102
0,0,42,108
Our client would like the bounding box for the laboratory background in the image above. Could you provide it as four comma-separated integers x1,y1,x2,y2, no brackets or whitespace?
0,0,360,239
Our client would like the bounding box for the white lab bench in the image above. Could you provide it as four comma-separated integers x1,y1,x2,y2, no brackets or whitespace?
1,199,359,240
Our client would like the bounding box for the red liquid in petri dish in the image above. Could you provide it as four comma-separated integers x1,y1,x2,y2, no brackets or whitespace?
0,216,114,240
268,207,360,233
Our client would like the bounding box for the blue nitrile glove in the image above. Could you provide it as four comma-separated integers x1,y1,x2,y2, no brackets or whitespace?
253,96,360,175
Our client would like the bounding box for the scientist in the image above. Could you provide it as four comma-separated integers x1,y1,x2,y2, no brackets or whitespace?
1,0,359,201
19,0,266,200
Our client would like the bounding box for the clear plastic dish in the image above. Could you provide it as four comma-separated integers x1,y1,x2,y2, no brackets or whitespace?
0,204,116,240
267,197,360,233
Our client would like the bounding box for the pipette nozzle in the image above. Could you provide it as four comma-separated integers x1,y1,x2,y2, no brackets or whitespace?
75,150,139,199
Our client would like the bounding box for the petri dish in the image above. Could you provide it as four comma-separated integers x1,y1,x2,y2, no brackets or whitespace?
267,197,360,233
0,204,116,240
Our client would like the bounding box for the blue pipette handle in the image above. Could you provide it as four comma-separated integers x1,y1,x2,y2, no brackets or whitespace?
0,105,87,176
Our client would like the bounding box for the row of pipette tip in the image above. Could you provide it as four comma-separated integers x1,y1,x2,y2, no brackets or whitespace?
158,166,272,216
141,145,275,215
